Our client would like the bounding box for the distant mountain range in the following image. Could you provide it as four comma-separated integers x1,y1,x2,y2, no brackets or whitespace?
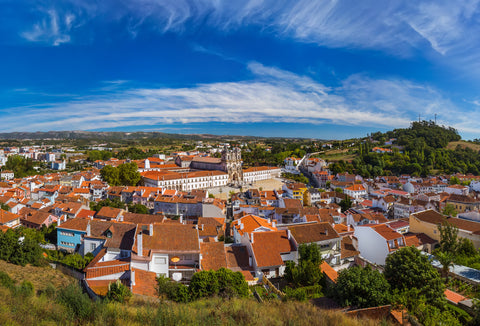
0,131,320,141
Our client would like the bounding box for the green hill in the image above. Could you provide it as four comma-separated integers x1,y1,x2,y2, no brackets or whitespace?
0,262,384,326
329,121,480,177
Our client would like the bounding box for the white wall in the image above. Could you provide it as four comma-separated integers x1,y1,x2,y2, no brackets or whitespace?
354,227,389,265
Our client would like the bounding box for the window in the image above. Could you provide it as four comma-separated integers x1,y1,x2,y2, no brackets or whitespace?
60,241,75,247
90,243,96,251
60,231,74,237
154,257,166,264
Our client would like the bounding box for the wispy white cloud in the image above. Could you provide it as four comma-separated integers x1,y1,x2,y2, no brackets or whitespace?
21,9,74,46
0,63,454,134
17,1,480,74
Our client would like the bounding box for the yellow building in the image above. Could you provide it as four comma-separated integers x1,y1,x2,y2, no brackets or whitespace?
410,209,480,249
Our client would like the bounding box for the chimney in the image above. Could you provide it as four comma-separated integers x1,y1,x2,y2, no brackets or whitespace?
57,216,61,226
347,225,351,232
149,223,153,235
137,233,143,257
251,232,254,243
131,270,135,286
90,215,93,220
287,229,291,239
272,221,276,228
240,222,244,230
268,218,271,224
179,214,183,224
86,223,91,237
201,224,204,231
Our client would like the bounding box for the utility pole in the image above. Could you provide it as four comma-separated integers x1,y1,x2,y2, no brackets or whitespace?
434,113,437,125
418,114,421,122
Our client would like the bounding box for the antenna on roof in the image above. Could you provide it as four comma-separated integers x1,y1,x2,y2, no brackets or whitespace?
434,113,437,125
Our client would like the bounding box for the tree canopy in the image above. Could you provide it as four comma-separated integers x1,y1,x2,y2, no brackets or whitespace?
384,246,445,308
100,162,141,186
333,265,391,308
285,243,323,287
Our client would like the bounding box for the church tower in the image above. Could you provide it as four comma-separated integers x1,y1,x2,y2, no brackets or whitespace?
221,146,244,186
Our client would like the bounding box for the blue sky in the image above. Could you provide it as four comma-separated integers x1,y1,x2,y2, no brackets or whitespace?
1,1,480,139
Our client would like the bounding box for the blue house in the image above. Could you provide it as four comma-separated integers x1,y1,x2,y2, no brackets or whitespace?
56,218,88,252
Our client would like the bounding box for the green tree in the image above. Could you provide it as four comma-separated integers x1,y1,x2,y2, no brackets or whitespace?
285,244,323,287
100,165,120,186
438,222,459,254
435,251,454,282
339,196,352,212
118,162,141,186
442,204,458,217
0,204,9,211
333,265,391,308
384,246,445,308
127,203,149,214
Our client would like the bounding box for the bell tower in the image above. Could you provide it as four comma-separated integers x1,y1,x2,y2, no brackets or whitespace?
221,146,244,186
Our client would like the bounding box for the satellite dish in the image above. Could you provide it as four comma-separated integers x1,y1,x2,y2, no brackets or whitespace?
172,272,182,282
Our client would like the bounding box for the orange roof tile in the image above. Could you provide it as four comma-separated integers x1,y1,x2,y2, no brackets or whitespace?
251,230,294,268
444,289,467,304
320,261,338,282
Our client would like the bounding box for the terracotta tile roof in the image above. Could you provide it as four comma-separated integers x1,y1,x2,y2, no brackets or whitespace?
85,258,130,279
320,261,338,282
283,198,303,209
345,184,366,191
341,236,360,259
96,206,124,220
368,224,403,241
387,220,409,229
447,217,480,233
444,289,467,304
411,209,445,225
200,242,227,271
288,222,340,244
251,230,294,268
447,194,478,203
231,214,276,236
20,209,54,226
131,268,157,297
85,279,115,296
133,224,200,256
334,223,353,235
0,209,20,224
239,270,254,281
76,209,97,219
123,212,164,224
225,245,251,271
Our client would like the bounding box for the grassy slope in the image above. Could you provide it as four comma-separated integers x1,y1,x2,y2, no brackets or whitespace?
0,260,75,291
447,140,480,151
0,262,387,326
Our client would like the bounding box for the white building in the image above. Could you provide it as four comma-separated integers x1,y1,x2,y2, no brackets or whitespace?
354,223,405,265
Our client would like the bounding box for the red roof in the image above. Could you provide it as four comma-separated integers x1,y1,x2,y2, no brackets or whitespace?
444,289,467,304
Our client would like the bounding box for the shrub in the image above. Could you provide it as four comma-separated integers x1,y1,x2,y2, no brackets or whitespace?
0,271,14,289
56,283,93,321
16,280,34,297
284,287,307,301
106,280,132,303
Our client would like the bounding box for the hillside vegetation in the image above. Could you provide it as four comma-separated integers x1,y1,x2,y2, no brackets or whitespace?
330,121,480,177
0,262,385,326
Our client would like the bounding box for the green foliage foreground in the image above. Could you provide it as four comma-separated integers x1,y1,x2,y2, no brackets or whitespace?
0,270,382,326
157,268,249,302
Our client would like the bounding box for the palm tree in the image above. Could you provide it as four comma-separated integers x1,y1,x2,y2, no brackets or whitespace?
436,251,454,282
